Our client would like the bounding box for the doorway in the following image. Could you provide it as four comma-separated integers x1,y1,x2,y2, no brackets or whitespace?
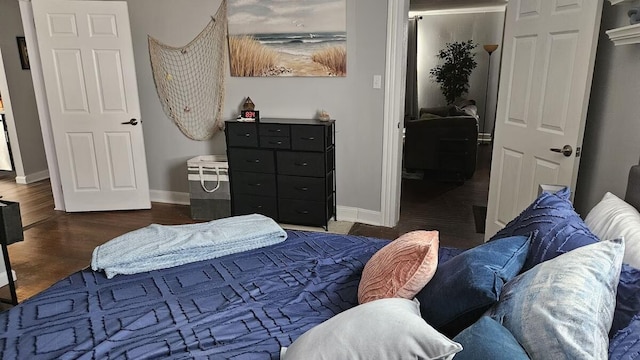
397,6,505,247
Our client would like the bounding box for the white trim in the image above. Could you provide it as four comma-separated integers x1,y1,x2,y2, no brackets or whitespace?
0,50,24,179
337,206,383,226
19,0,65,210
15,169,50,184
0,269,17,288
410,5,506,17
149,190,190,205
606,23,640,45
338,206,382,225
380,0,410,228
608,0,634,4
336,205,359,222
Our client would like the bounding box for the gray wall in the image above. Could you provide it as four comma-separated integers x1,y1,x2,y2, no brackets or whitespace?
574,3,640,215
125,0,387,211
415,10,505,134
0,0,48,178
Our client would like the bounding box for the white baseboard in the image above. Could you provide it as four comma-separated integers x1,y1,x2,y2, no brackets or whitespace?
149,190,190,205
337,206,383,226
15,169,50,184
149,191,386,227
0,269,17,288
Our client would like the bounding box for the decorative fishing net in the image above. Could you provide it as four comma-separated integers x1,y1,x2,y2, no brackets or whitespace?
148,0,227,140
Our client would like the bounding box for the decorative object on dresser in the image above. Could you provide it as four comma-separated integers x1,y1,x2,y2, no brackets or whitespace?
225,118,336,229
239,96,259,122
317,109,331,122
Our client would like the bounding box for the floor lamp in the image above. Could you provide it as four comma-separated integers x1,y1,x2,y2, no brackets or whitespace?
482,44,499,144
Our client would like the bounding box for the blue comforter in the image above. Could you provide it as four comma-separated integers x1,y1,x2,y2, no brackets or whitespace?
0,231,402,359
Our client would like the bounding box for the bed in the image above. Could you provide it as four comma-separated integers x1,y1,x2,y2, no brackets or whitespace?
1,167,640,359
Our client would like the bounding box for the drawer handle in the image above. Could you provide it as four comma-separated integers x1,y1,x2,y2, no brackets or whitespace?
295,162,308,167
249,183,262,187
295,186,309,191
269,141,283,145
239,133,252,137
296,210,310,215
256,205,263,209
301,137,315,141
247,159,261,163
269,129,282,133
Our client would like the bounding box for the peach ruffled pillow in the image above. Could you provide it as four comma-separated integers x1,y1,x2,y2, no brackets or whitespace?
358,230,439,304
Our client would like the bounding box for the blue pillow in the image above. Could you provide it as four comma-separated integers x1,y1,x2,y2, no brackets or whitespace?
611,264,640,337
610,313,640,359
487,238,624,359
452,316,529,360
415,235,530,337
490,187,599,271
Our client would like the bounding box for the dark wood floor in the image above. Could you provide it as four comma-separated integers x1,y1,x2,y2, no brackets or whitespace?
0,173,198,302
1,147,489,302
349,144,491,249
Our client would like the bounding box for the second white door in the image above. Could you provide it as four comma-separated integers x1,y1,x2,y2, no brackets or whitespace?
485,0,604,237
33,0,150,212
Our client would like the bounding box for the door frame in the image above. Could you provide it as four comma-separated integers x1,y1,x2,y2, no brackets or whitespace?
380,0,410,227
18,0,64,211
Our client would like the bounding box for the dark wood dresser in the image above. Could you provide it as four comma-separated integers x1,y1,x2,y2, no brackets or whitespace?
225,118,336,229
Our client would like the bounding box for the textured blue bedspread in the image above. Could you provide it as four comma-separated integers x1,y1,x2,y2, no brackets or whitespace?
0,231,456,359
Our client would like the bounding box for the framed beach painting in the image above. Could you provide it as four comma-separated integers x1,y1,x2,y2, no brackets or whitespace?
228,0,346,77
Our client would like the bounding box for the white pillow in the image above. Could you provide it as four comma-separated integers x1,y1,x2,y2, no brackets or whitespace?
585,192,640,268
282,298,462,360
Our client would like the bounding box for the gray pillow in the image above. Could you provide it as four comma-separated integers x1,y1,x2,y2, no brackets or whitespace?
281,298,462,360
487,238,625,359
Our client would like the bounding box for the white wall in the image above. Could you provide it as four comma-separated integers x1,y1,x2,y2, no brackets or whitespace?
414,9,505,135
574,3,640,215
0,0,48,181
124,0,387,213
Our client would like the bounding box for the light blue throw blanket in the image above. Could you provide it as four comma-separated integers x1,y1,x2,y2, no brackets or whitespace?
91,214,287,279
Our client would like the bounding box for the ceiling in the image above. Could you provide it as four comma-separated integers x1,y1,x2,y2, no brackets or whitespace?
410,0,508,12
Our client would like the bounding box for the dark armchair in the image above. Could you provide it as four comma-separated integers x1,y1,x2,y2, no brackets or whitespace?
403,104,479,181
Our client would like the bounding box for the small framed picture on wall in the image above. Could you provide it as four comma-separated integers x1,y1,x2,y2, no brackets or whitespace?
16,37,29,70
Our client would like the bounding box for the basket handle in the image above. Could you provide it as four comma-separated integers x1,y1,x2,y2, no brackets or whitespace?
199,165,221,193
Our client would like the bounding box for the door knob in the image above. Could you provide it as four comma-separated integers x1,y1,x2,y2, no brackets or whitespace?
550,145,573,157
121,118,138,126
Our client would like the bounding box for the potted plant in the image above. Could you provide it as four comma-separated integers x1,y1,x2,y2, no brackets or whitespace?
430,40,478,104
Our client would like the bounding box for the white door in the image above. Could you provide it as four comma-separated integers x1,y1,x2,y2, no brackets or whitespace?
485,0,603,237
32,0,150,212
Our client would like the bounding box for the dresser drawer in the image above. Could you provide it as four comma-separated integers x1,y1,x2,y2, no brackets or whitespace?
231,171,276,195
260,123,290,137
228,148,275,173
291,125,327,151
260,136,290,149
232,194,278,219
226,122,258,147
277,152,325,177
278,199,326,226
278,175,326,201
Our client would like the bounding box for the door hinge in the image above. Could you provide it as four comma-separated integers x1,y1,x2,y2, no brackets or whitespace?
576,146,581,158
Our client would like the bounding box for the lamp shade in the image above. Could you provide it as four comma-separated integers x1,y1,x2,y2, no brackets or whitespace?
483,44,499,54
